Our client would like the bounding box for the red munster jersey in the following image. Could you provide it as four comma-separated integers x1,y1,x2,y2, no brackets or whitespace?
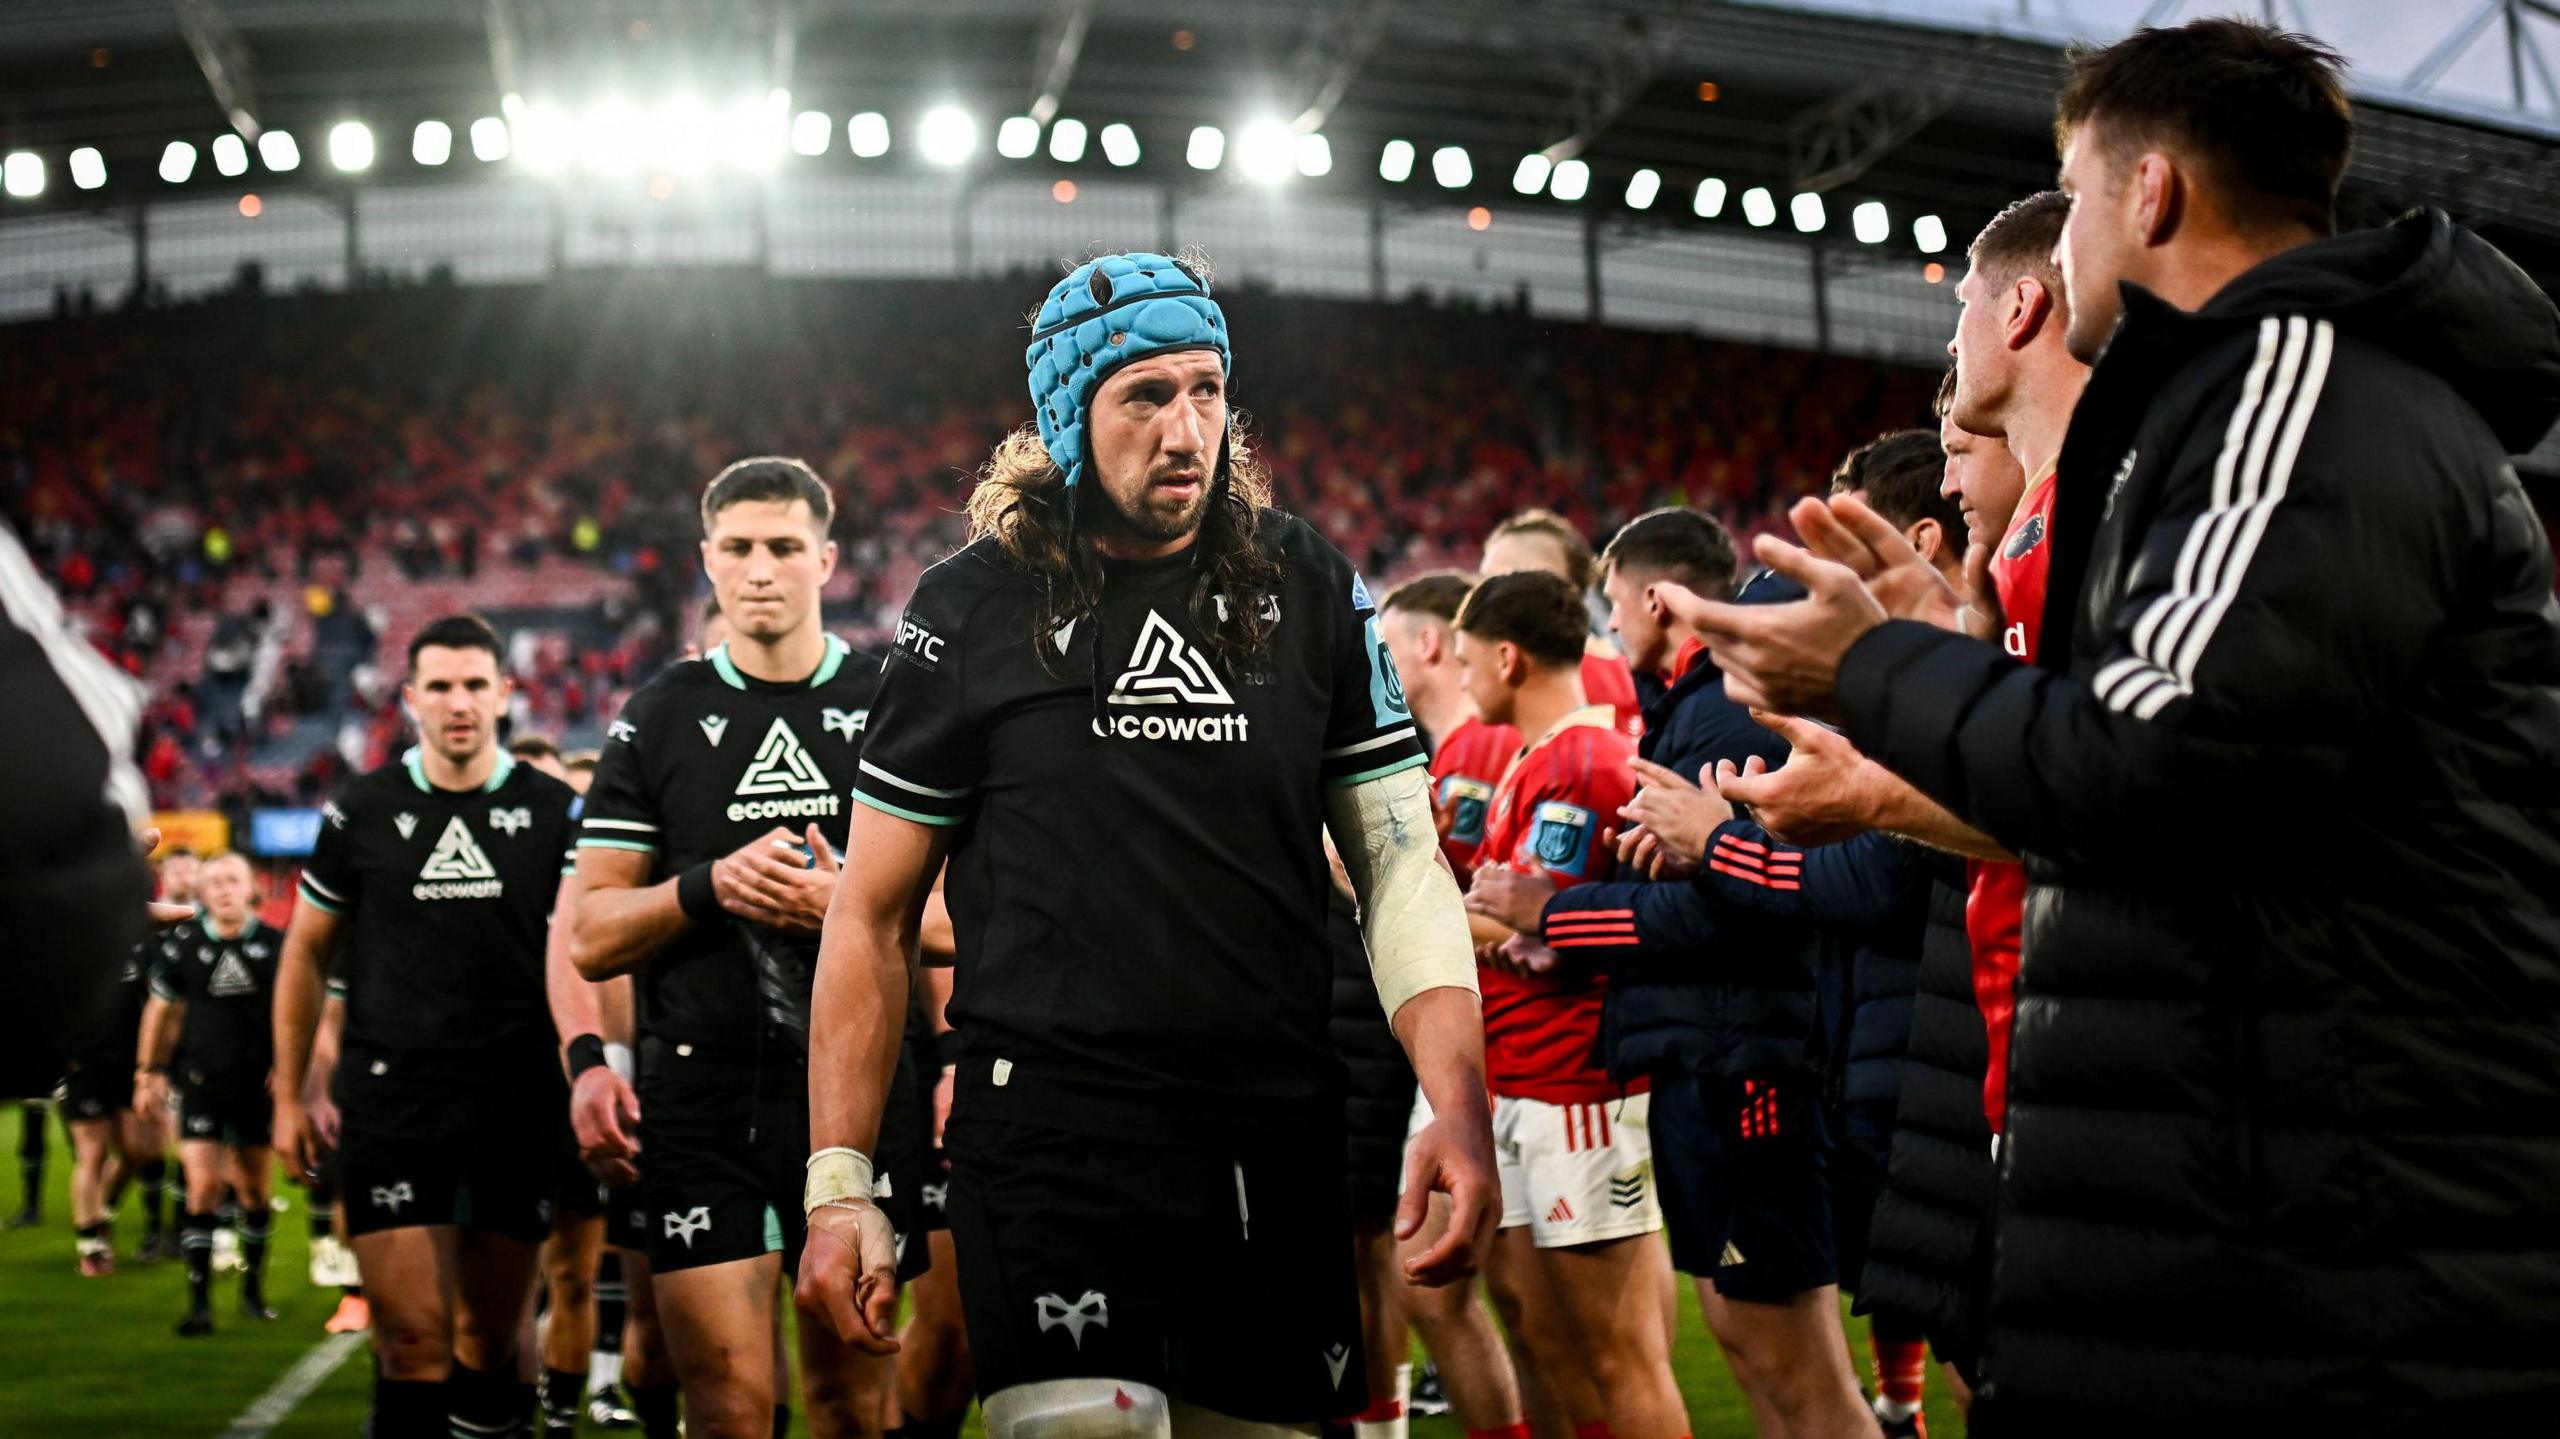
1478,707,1639,1105
1430,716,1521,878
1966,468,2056,1133
1580,647,1644,740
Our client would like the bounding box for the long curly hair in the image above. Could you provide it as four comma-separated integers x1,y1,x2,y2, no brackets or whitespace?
965,418,1286,679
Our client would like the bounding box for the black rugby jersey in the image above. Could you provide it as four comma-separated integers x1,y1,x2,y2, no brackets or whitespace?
81,935,161,1067
579,635,883,1052
150,915,281,1079
297,749,579,1071
851,512,1427,1130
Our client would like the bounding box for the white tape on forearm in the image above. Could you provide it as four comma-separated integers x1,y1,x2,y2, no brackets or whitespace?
603,1042,634,1081
1325,763,1479,1019
804,1147,875,1210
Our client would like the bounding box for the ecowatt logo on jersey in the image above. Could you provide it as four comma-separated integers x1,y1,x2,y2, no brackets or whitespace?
1092,610,1250,744
415,816,505,900
727,718,840,822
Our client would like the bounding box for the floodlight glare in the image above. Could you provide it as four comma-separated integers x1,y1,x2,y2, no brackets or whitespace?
1625,168,1661,209
1049,117,1088,163
1693,177,1726,217
1852,200,1888,244
920,106,977,166
470,117,510,162
847,112,891,158
1186,125,1225,170
258,130,301,172
70,147,106,191
1430,145,1471,188
513,103,573,172
212,133,249,177
1098,122,1139,166
412,120,453,166
160,141,198,183
791,110,831,156
718,94,788,171
1512,153,1552,195
1790,192,1825,232
1549,158,1590,201
1742,186,1776,226
996,116,1040,160
3,153,43,199
1914,213,1948,254
1378,138,1414,182
327,121,374,173
1235,119,1292,183
1294,133,1332,178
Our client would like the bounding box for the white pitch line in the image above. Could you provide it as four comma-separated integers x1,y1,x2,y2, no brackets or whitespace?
215,1330,367,1439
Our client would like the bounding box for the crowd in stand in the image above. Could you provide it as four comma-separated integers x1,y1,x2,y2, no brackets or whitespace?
2,271,1931,818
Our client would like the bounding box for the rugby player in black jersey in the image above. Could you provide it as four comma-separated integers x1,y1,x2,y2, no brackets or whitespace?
267,614,583,1439
61,847,192,1274
569,457,929,1439
135,851,280,1335
798,251,1497,1439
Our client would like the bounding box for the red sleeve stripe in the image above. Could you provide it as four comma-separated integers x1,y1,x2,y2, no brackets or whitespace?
1547,927,1637,943
1718,834,1770,855
1546,908,1635,921
1550,934,1637,949
1710,842,1765,869
1710,859,1802,891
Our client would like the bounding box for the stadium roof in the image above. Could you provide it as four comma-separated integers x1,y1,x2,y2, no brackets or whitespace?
1,0,2557,281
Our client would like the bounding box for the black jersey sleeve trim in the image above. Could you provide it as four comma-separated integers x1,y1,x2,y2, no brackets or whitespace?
1326,750,1430,788
294,875,348,914
850,789,968,828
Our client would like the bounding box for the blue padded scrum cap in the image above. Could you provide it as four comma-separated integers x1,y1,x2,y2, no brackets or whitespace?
1025,252,1232,491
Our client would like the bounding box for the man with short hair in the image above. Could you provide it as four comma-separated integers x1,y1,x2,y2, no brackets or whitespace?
798,251,1497,1439
1450,571,1686,1439
269,613,583,1437
136,851,280,1335
1681,19,2560,1429
1481,511,1643,739
570,456,927,1439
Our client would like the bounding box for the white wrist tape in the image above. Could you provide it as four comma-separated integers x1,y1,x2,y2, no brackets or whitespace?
1325,762,1479,1019
804,1146,875,1211
603,1042,634,1081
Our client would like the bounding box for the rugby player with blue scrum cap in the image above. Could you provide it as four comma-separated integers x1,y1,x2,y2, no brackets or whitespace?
798,250,1499,1438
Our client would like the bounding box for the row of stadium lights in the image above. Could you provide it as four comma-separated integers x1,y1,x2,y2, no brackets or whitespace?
0,101,1953,257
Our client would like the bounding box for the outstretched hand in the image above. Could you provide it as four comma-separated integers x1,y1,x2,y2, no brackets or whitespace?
1653,497,1891,717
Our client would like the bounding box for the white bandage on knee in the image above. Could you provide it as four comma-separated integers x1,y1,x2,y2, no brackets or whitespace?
984,1379,1172,1439
1325,762,1479,1020
1168,1399,1322,1439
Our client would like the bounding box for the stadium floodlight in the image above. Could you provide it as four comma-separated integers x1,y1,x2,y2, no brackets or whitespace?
717,93,788,171
1914,213,1948,254
1098,122,1139,166
212,133,249,177
3,153,42,199
1294,133,1332,178
514,102,574,173
1049,118,1088,163
1549,158,1590,201
920,106,977,166
160,141,198,183
1693,177,1726,217
412,120,452,166
1234,119,1292,183
1852,199,1889,244
1625,168,1661,210
328,121,374,173
70,147,106,191
847,112,891,159
577,100,642,173
1790,192,1825,233
791,110,831,157
1430,145,1471,189
1186,125,1225,170
1378,138,1414,182
470,116,510,162
259,130,301,172
1511,153,1552,195
1741,186,1776,227
996,116,1040,160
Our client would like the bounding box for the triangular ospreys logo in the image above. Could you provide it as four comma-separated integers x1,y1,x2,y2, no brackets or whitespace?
208,951,257,998
735,719,831,795
1111,610,1233,707
419,816,499,881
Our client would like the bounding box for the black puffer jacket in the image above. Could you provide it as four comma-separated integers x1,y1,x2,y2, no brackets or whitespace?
1854,856,1994,1377
1837,210,2560,1434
